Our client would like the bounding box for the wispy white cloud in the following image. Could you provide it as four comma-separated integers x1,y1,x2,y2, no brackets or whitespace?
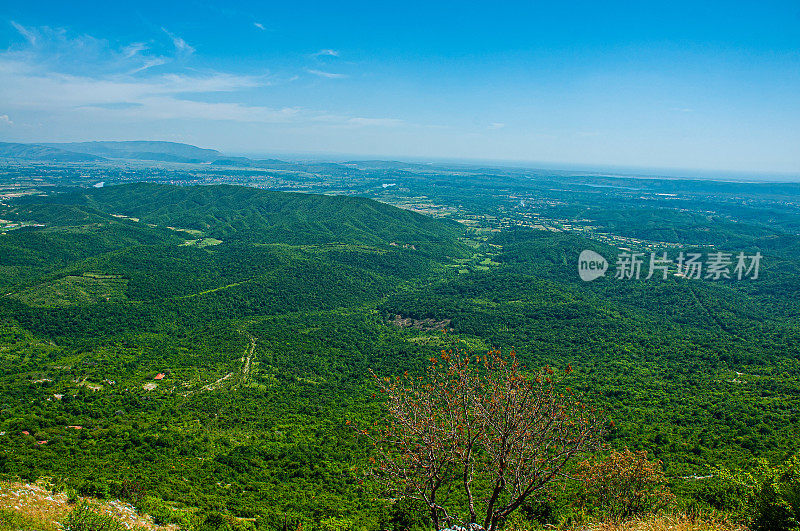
7,23,107,60
122,42,148,58
253,22,266,31
346,117,403,127
127,57,168,74
306,68,347,79
0,64,391,127
95,97,303,123
0,67,262,109
0,25,402,131
488,122,505,130
312,49,339,57
161,27,194,56
10,21,37,46
4,24,169,77
121,42,169,74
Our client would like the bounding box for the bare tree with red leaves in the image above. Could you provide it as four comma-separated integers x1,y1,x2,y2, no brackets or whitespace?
367,349,603,531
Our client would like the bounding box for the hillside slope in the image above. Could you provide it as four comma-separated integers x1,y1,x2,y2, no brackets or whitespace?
39,183,468,255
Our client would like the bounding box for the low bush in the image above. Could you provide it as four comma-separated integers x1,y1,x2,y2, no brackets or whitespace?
61,502,128,531
577,449,675,519
710,456,800,531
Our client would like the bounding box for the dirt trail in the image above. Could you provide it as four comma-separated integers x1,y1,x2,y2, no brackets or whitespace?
184,331,256,395
241,333,256,382
202,372,233,391
201,332,255,391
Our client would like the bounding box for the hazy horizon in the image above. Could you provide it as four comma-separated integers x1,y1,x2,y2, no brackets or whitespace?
226,147,800,182
10,137,800,182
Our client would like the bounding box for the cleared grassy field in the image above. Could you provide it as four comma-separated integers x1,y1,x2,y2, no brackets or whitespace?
180,237,223,247
9,273,128,307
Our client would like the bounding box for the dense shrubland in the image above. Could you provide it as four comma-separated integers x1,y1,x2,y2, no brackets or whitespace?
1,184,799,529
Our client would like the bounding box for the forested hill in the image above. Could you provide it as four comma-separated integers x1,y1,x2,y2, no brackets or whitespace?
28,183,466,254
3,179,800,529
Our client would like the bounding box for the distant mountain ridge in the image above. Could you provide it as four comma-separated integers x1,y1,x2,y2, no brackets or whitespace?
0,140,224,164
0,142,106,162
0,140,423,172
42,141,222,163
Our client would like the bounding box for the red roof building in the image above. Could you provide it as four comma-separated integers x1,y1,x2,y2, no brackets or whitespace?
154,373,165,380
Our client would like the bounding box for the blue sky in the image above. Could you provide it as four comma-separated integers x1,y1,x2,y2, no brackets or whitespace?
0,1,799,173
